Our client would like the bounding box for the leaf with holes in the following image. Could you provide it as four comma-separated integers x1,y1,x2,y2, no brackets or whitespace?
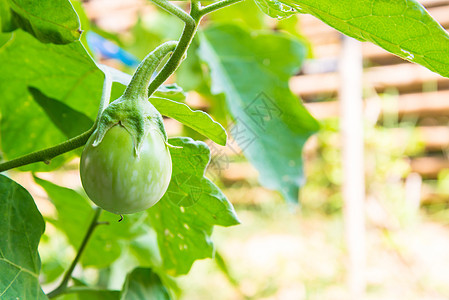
147,137,239,275
0,175,46,299
253,0,299,20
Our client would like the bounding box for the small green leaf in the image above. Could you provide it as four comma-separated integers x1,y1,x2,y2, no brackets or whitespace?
150,97,227,145
0,174,46,299
28,87,93,139
5,0,81,44
276,0,449,78
147,137,239,275
34,176,145,268
120,268,171,300
199,24,319,204
153,83,186,102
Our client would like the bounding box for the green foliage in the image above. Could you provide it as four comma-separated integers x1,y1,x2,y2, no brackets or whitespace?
1,0,81,44
0,175,46,299
148,137,240,275
277,0,449,78
0,30,103,171
199,23,319,203
34,176,146,268
1,0,449,298
253,0,299,20
150,97,227,145
121,268,171,300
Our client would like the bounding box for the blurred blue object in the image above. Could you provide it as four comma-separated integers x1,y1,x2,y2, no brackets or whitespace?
87,31,139,67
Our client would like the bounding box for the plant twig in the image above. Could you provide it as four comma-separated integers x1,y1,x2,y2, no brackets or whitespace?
150,0,195,25
147,0,198,97
47,207,104,299
199,0,244,16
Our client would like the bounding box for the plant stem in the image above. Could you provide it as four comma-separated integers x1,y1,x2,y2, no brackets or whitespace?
0,74,112,173
148,0,198,97
146,0,244,96
47,207,104,299
0,129,94,173
150,0,194,25
199,0,244,16
123,41,177,99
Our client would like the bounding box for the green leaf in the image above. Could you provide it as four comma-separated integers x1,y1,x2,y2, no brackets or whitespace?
208,0,266,30
34,176,146,268
175,38,207,92
120,268,171,300
3,0,81,44
277,0,449,78
56,289,120,300
0,30,104,171
28,87,93,139
150,97,227,146
0,0,16,32
153,83,186,102
253,0,299,20
199,24,319,203
147,137,239,275
0,174,46,299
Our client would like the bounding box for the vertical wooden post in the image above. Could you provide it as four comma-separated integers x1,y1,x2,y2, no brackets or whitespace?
339,35,366,299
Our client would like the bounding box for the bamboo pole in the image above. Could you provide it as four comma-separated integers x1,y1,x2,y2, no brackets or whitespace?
339,35,366,299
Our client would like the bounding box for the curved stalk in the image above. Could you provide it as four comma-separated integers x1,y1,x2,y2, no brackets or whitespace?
123,41,178,99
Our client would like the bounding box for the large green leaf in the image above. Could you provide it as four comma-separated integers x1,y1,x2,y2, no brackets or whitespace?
259,0,449,78
147,137,239,275
0,30,103,171
28,87,93,139
199,24,319,203
34,176,146,268
2,0,81,44
150,97,227,145
120,268,171,300
0,174,46,299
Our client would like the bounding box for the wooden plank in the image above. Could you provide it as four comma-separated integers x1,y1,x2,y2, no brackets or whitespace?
417,126,449,150
410,156,449,178
304,90,449,120
291,63,449,98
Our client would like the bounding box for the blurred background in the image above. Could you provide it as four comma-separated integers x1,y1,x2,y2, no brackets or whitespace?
16,0,449,299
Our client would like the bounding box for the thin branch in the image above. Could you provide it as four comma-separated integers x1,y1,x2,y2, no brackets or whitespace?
150,0,195,25
199,0,244,16
147,2,198,96
47,207,104,299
